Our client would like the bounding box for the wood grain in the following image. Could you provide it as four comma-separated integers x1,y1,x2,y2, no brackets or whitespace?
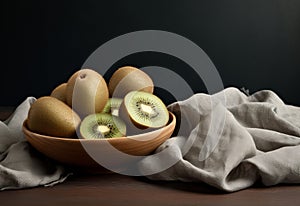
1,174,300,206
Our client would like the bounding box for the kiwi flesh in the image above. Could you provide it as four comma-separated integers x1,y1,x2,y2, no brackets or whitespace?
121,91,169,130
102,98,123,116
80,113,126,139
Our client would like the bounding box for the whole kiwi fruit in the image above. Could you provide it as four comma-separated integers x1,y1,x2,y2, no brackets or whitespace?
119,91,169,134
108,66,154,98
50,83,67,103
80,113,126,139
27,96,81,138
66,69,109,118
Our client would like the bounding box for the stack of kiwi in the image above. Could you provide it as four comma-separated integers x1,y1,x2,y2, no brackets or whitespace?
26,66,169,139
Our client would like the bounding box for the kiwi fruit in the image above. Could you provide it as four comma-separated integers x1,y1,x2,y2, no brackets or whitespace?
80,113,126,139
50,83,67,103
102,98,123,116
108,66,154,98
120,91,169,131
27,96,81,138
66,69,109,118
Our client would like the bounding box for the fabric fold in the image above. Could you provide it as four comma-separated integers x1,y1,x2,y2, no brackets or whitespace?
139,87,300,192
0,97,69,191
1,87,300,192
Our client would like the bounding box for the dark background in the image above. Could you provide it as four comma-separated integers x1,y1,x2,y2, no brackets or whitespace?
2,0,300,106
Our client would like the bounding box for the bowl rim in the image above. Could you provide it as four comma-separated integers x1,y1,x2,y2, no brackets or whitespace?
23,111,176,143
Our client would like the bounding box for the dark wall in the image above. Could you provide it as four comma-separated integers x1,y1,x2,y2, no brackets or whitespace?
2,0,300,106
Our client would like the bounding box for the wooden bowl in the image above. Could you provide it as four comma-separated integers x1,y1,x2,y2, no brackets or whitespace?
22,112,176,173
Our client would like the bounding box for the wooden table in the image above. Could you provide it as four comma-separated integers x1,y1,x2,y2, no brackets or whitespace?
1,107,300,205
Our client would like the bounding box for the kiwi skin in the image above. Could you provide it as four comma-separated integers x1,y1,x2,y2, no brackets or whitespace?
108,66,154,98
66,69,109,118
50,83,67,103
27,96,81,138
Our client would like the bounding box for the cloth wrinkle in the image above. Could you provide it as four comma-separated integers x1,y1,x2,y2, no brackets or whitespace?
139,87,300,192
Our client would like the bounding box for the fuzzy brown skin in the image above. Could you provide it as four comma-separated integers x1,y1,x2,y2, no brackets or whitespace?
27,96,81,138
66,69,109,118
108,66,154,98
50,83,67,103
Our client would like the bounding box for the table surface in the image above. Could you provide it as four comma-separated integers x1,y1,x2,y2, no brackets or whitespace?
1,107,300,206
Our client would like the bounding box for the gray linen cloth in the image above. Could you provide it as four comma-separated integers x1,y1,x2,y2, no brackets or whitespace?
139,87,300,192
0,97,69,191
1,88,300,192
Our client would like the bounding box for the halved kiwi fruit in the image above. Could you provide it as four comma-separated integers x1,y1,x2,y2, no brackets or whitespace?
80,113,126,139
102,98,123,116
120,91,169,129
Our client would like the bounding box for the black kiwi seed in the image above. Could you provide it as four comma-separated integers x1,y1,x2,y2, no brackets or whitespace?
80,113,126,139
123,91,169,128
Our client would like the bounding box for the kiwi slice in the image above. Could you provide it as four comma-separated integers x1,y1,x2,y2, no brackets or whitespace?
122,91,169,128
80,113,126,139
102,98,123,116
